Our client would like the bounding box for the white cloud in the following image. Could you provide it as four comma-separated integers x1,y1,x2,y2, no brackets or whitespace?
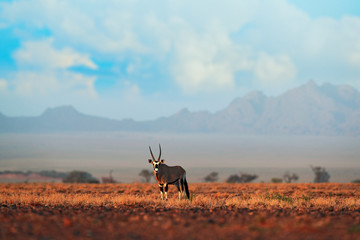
254,52,297,85
341,17,360,68
348,48,360,67
0,79,8,91
122,81,141,101
8,71,96,97
1,0,145,53
168,15,254,93
5,38,98,97
14,38,97,70
10,71,58,96
172,31,237,93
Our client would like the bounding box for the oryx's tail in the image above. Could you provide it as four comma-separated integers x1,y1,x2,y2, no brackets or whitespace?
184,177,190,199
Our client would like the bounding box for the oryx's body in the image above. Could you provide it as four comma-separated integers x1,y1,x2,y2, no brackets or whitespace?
148,145,190,200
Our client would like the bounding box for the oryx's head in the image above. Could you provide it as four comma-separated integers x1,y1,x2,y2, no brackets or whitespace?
148,144,165,173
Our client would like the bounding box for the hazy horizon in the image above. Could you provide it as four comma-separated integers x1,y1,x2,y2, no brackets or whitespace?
1,132,359,182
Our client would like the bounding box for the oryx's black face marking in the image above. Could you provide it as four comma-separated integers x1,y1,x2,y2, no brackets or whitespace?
153,161,160,172
149,159,161,173
148,159,164,173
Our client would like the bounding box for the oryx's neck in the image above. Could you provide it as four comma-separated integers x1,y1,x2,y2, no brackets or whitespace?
154,164,167,183
154,171,162,183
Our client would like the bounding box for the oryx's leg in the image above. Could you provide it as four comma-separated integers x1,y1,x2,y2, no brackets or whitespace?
159,185,164,200
175,180,182,200
164,183,168,201
180,178,185,198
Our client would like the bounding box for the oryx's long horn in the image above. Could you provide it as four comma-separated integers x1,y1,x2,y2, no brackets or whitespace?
158,144,162,162
149,146,156,161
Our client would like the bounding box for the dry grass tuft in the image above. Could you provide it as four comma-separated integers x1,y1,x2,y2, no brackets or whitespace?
1,183,359,211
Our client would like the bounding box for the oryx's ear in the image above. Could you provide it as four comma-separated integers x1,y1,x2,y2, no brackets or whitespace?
160,159,165,164
148,159,153,164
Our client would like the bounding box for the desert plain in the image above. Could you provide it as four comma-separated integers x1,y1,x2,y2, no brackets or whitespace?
1,182,360,240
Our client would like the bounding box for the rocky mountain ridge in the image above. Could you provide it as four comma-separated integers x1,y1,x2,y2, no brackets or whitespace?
1,81,359,135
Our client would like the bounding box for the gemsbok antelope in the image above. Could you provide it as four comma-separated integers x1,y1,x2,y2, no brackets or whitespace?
148,144,190,200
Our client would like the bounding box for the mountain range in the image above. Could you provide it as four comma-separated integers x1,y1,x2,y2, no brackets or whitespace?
1,81,360,135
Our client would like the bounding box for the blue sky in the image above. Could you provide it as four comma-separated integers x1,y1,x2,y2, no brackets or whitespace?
1,0,360,120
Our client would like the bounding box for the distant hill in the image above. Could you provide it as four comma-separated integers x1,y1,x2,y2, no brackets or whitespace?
1,81,359,135
0,105,138,133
